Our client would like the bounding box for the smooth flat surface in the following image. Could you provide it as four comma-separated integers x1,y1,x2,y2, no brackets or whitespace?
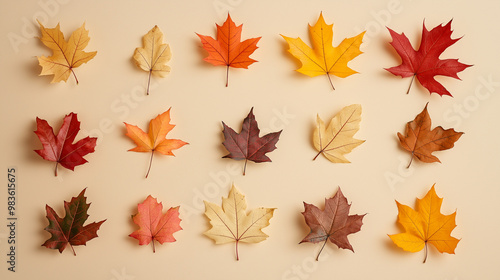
1,0,499,279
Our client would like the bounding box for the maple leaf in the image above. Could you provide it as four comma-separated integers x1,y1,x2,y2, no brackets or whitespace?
34,112,97,176
129,195,182,253
281,13,365,90
313,104,365,162
204,184,275,260
124,108,188,178
37,21,97,84
398,103,463,168
222,107,282,175
197,14,261,87
42,188,106,256
385,20,472,97
389,184,459,263
133,25,172,95
300,187,365,261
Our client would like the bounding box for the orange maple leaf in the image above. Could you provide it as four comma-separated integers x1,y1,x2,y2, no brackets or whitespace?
389,185,460,263
124,109,187,178
197,14,261,87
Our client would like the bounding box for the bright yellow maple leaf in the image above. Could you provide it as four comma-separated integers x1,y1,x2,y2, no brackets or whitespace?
133,25,172,95
281,13,365,89
204,184,275,260
313,104,365,162
389,185,460,263
37,21,97,84
124,108,187,178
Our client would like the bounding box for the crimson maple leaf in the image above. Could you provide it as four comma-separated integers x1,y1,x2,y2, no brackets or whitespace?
197,14,261,87
222,108,282,175
129,195,182,252
42,188,106,256
300,187,365,261
385,20,472,97
34,113,97,176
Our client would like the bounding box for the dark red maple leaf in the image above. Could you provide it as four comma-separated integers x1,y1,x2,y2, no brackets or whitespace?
385,20,472,97
42,188,106,256
301,187,365,261
34,112,97,176
222,108,282,175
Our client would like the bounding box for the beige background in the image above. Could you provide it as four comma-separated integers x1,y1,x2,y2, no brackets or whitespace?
1,0,499,279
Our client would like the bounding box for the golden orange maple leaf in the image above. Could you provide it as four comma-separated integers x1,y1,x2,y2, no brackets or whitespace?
37,21,97,84
281,13,365,90
124,109,187,178
389,185,459,263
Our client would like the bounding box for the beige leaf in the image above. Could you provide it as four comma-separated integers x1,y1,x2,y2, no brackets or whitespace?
204,184,275,260
133,25,172,95
313,104,365,162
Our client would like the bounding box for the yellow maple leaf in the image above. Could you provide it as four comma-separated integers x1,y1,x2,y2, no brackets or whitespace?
313,104,365,162
37,21,97,84
204,184,275,260
389,185,460,263
281,13,365,90
133,25,172,95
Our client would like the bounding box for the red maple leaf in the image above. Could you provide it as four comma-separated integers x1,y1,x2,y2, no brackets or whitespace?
34,112,97,176
385,20,472,97
197,14,261,87
300,187,365,261
129,195,182,252
222,108,282,175
42,188,106,256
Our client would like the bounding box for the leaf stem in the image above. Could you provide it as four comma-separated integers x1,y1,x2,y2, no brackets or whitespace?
236,240,239,261
243,159,248,176
407,154,414,169
226,65,229,87
152,240,156,253
406,74,415,95
327,73,335,90
145,150,154,178
147,70,152,95
423,242,428,263
70,244,76,256
313,150,322,161
316,239,328,261
55,162,59,177
71,68,79,85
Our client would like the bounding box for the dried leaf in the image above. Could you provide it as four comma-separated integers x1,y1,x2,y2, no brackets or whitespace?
204,184,275,260
37,21,97,84
133,25,172,95
129,195,182,252
34,112,97,176
42,188,106,256
389,185,459,263
281,13,365,90
301,187,365,261
197,14,261,87
313,104,364,162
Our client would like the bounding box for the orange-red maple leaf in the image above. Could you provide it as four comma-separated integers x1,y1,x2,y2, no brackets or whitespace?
197,14,261,87
124,109,187,178
129,195,182,253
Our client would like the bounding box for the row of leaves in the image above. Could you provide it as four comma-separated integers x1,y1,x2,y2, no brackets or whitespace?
36,13,471,97
34,104,463,178
43,184,458,263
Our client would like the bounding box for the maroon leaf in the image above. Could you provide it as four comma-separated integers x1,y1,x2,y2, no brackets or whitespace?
301,187,365,261
222,108,282,175
42,188,106,256
34,112,97,176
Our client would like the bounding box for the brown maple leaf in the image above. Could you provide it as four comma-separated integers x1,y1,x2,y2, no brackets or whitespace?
300,187,365,261
398,103,463,168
